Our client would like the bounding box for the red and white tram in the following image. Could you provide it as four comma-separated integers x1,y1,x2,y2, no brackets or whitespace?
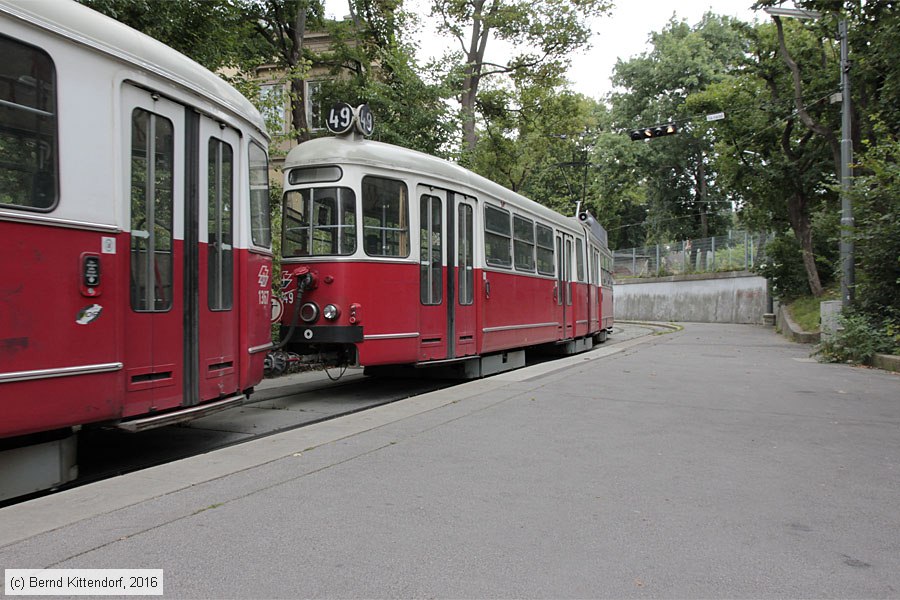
276,131,613,378
0,0,273,500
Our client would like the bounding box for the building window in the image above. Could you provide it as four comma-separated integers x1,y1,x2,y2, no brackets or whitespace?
258,83,286,134
306,80,324,131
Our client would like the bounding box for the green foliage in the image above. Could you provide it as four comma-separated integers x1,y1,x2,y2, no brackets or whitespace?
756,233,811,300
429,0,612,152
787,292,836,333
78,0,263,71
817,311,897,364
269,180,284,343
850,130,900,319
314,22,454,156
469,74,596,201
609,14,748,244
683,15,841,296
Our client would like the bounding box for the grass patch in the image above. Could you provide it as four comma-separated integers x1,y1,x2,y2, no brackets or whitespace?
786,288,839,332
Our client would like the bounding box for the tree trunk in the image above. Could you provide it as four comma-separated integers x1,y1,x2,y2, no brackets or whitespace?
289,1,309,143
460,79,478,153
787,192,824,297
291,77,310,143
697,157,709,238
460,0,490,155
773,16,842,178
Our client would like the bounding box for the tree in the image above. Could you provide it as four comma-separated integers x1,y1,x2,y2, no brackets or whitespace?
608,14,748,244
430,0,612,156
311,0,454,155
685,13,844,298
469,73,595,198
235,0,327,144
78,0,262,71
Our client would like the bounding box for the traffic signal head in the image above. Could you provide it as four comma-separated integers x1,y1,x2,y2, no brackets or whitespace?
629,122,678,141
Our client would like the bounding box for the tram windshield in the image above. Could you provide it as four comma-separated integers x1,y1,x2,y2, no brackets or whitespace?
283,187,357,256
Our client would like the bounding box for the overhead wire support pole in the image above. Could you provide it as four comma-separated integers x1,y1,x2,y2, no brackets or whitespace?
839,18,854,308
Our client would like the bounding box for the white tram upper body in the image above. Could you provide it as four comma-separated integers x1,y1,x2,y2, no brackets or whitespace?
277,134,614,374
0,0,273,497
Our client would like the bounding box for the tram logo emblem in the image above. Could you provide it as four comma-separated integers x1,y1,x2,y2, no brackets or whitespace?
258,265,270,288
76,304,103,325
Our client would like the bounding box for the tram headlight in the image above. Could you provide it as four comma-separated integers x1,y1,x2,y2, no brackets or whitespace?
323,304,340,321
299,302,319,323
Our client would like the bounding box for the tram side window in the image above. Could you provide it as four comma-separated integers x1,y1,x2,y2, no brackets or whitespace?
602,254,612,287
484,204,511,268
513,215,535,272
208,138,234,311
0,35,57,210
576,238,585,282
248,141,271,249
419,194,442,305
362,176,409,257
282,188,356,256
458,203,474,305
535,223,555,276
130,108,174,312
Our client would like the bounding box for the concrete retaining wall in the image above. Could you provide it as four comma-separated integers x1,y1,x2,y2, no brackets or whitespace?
614,271,769,324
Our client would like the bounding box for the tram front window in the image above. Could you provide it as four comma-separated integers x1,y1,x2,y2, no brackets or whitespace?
282,187,356,257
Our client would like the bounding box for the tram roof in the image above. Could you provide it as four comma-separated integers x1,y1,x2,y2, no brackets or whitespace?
0,0,267,138
284,136,587,234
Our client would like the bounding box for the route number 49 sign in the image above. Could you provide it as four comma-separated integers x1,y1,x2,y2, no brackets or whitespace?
326,102,374,137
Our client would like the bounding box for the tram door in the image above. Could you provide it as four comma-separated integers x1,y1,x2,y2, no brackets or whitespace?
417,186,448,361
122,85,241,416
555,232,575,340
452,194,477,357
122,86,186,415
416,187,478,362
196,118,241,404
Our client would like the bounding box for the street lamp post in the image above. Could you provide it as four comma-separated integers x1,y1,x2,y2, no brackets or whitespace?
838,18,854,308
764,6,854,307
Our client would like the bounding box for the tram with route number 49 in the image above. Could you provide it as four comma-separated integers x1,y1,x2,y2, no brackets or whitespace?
274,102,614,378
0,0,273,501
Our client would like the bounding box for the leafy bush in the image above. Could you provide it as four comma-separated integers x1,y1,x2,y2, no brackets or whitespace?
850,132,900,319
755,233,810,301
817,311,896,363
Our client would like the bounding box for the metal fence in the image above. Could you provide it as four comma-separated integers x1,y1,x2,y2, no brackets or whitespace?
613,231,771,279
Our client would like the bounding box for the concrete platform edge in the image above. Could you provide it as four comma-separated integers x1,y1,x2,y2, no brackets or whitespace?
0,339,648,548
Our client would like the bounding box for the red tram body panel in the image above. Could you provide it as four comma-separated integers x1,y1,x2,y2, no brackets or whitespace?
276,136,614,372
0,0,273,498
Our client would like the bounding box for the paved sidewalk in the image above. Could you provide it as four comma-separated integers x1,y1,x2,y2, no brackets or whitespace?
2,324,898,598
